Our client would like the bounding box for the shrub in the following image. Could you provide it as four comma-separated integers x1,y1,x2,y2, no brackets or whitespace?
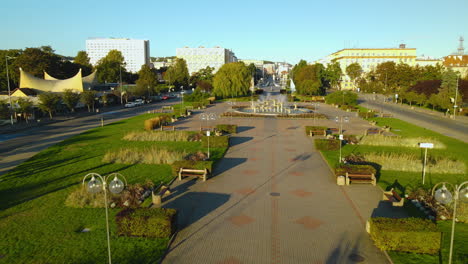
216,124,237,134
314,139,340,151
335,164,377,176
144,115,171,131
201,135,229,148
123,131,196,142
340,105,358,112
363,152,465,174
171,160,213,175
103,147,188,164
116,208,177,238
359,135,446,149
305,126,327,135
358,111,376,119
368,217,441,254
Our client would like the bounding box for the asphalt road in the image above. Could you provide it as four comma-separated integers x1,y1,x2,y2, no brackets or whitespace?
0,99,178,176
359,94,468,143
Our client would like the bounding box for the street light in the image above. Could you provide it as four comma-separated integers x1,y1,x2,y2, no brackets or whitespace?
335,116,349,163
200,113,217,159
5,55,15,125
432,181,468,264
82,172,127,264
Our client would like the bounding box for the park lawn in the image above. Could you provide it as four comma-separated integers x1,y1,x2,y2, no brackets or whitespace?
318,117,467,264
0,113,227,263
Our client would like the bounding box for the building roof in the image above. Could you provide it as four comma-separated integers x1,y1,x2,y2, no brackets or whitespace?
331,47,416,55
16,88,37,96
443,55,468,67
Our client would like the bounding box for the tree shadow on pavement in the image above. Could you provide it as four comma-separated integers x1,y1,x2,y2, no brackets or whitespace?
212,157,247,175
325,232,377,264
237,126,254,133
229,136,253,146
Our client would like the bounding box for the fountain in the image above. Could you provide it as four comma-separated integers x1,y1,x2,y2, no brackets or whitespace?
231,94,313,116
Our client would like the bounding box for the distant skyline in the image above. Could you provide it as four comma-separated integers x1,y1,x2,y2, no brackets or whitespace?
1,0,467,65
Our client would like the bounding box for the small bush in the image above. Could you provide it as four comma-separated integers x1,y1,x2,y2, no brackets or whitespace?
305,126,327,135
335,164,377,176
144,115,171,131
116,208,177,238
216,124,237,134
315,139,340,151
123,131,197,142
171,160,213,176
103,147,188,164
201,135,229,148
368,217,441,254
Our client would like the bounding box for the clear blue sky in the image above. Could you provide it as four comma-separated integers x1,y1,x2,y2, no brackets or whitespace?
1,0,467,64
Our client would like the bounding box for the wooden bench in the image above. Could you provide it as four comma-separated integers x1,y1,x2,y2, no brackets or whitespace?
365,128,383,135
160,125,175,131
178,168,208,181
309,130,326,136
345,172,376,186
200,126,214,132
382,188,404,207
152,185,172,206
381,113,393,118
327,128,339,134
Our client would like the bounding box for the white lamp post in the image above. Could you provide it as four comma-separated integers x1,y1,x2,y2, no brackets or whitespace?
5,56,15,125
419,142,434,185
432,181,468,264
335,116,349,164
200,113,217,159
82,172,127,264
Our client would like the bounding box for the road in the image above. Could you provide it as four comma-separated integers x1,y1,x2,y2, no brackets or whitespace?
0,100,178,176
359,94,468,143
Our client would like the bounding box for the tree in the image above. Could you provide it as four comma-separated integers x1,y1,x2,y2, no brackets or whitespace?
346,63,363,90
325,91,358,106
291,59,308,83
197,80,213,92
136,65,158,97
298,80,321,95
38,93,61,119
12,47,62,79
15,98,34,123
96,50,126,83
402,91,419,106
80,90,97,112
324,61,343,90
0,99,9,119
438,68,461,113
375,62,397,94
0,49,22,92
190,66,215,85
62,89,80,112
293,64,323,95
165,58,189,89
212,62,251,98
74,51,93,76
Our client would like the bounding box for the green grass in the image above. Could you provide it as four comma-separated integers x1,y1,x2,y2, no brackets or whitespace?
318,117,467,264
0,113,227,263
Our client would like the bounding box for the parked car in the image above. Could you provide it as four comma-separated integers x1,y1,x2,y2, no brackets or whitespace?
162,96,169,100
125,102,136,108
135,99,144,106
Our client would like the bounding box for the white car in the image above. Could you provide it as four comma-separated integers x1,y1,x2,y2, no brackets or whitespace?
125,102,136,108
135,99,144,106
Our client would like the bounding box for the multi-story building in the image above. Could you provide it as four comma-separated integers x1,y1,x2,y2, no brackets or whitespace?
415,56,443,67
86,38,150,73
442,37,468,77
318,44,417,90
176,46,237,75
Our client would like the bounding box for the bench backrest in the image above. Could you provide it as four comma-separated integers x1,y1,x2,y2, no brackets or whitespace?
391,190,402,201
179,168,207,174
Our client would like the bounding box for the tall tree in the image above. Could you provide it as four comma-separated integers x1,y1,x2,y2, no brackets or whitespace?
38,93,61,119
136,65,158,97
291,59,308,85
96,50,126,83
0,49,22,91
74,51,93,76
345,63,363,90
212,62,250,98
375,61,397,94
165,58,189,89
80,90,97,112
438,68,461,113
62,89,81,112
324,61,343,90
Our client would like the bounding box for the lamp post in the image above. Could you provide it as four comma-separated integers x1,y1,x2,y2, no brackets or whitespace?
5,56,15,125
419,142,434,185
82,172,127,264
335,116,349,163
432,181,468,264
453,77,459,120
200,113,217,159
119,64,123,105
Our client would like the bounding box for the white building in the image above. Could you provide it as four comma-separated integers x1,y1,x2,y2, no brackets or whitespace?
86,38,150,73
176,46,237,75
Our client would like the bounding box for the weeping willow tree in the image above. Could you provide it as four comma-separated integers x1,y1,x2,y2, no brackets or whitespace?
212,62,251,98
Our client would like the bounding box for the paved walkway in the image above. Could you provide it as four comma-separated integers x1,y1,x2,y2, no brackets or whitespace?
162,102,393,263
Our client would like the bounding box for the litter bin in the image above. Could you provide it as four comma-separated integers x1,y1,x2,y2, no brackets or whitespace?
336,175,345,186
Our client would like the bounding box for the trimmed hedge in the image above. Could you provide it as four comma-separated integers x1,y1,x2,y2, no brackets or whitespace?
305,126,327,135
201,135,229,148
216,124,237,134
314,139,340,151
335,164,376,176
368,217,441,254
116,208,177,238
171,160,213,175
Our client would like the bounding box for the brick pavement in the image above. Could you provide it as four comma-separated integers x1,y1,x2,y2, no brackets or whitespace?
161,101,393,264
